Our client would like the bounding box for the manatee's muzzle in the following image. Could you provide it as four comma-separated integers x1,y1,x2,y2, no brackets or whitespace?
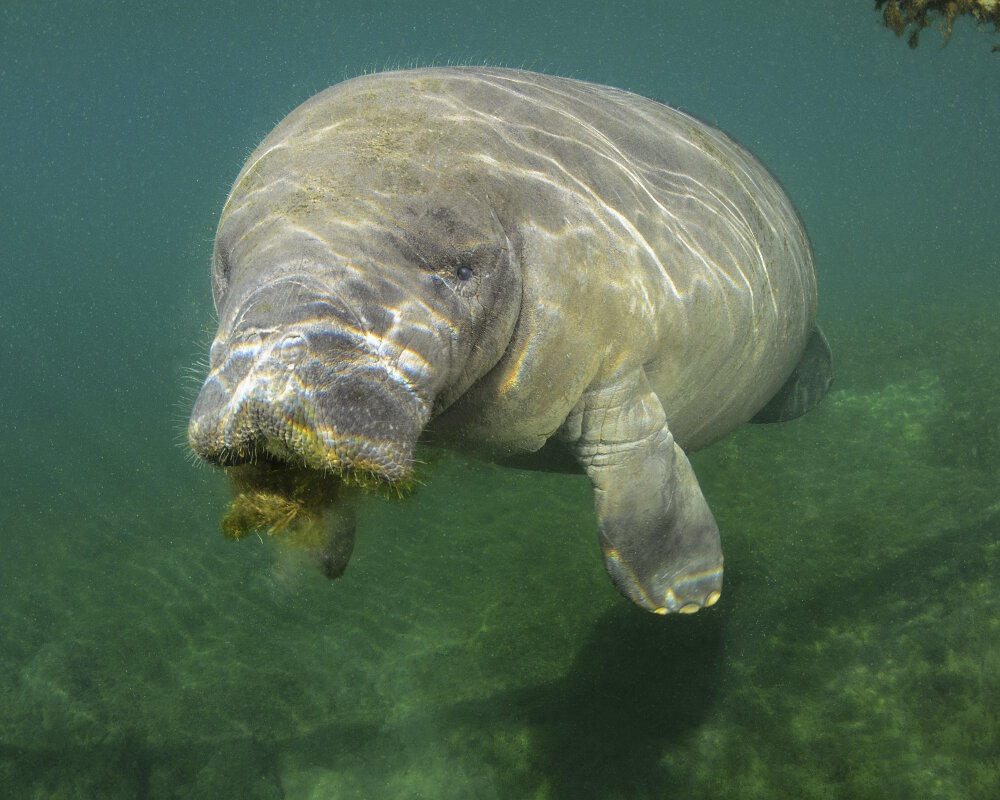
188,325,430,484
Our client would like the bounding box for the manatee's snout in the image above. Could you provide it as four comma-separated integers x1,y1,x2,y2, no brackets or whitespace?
188,288,433,483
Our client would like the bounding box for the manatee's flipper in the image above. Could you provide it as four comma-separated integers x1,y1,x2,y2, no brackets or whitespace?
317,499,357,579
751,327,834,424
567,370,723,614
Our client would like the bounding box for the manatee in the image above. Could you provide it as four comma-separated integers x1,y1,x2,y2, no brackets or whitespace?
188,67,833,615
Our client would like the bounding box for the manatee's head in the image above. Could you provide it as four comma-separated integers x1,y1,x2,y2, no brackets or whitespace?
188,72,524,507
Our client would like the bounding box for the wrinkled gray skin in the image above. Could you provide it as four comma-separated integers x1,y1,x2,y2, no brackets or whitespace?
189,67,832,615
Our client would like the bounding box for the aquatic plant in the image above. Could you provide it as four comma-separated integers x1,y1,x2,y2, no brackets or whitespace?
876,0,1000,49
221,462,345,549
219,455,418,570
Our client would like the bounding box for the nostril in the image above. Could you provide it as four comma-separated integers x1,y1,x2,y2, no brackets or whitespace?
276,333,306,364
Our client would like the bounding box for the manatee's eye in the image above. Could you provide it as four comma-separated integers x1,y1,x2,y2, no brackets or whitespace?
456,264,473,281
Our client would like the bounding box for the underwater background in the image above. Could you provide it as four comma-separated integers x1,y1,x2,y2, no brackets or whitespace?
2,1,998,797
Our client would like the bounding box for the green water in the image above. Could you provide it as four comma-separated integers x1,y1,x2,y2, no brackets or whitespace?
2,1,998,797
